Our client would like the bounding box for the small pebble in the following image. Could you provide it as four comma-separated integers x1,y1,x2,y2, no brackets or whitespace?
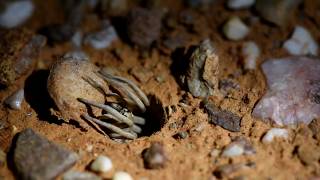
63,51,89,61
90,155,113,173
113,171,133,180
0,0,34,28
283,26,318,56
174,131,189,139
84,20,118,49
227,0,255,10
242,41,260,70
143,142,167,169
4,89,24,110
222,138,255,157
223,16,249,41
262,128,289,143
63,170,101,180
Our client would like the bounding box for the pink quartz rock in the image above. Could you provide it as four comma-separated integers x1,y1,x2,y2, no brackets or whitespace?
252,56,320,126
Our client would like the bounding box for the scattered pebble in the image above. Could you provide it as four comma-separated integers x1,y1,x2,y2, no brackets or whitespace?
0,0,34,28
173,131,189,139
262,128,289,143
12,128,78,180
84,20,118,49
90,155,113,173
143,142,167,169
204,101,241,132
113,171,133,180
223,16,249,41
252,57,320,126
127,7,162,49
255,0,301,26
4,89,24,110
242,41,260,70
227,0,255,10
63,170,101,180
210,149,221,158
283,26,318,56
222,138,255,157
63,51,89,61
186,39,220,98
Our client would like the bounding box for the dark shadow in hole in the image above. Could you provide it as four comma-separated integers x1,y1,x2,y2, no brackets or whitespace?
24,70,60,125
170,46,196,90
140,95,167,137
110,16,131,45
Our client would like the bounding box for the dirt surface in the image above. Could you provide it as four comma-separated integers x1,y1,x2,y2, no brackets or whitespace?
0,0,320,179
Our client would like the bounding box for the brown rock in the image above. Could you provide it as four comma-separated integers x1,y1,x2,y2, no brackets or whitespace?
142,142,167,169
0,28,46,87
12,128,78,180
204,101,241,132
186,39,219,98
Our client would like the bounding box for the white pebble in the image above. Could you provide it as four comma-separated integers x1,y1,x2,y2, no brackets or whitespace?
113,171,133,180
223,16,249,41
0,0,34,28
222,138,255,157
227,0,255,9
242,41,260,70
222,144,244,157
262,128,289,143
84,20,118,49
90,155,113,173
64,51,89,61
283,26,318,56
4,89,24,110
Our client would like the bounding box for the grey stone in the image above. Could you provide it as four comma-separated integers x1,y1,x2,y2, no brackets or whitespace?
13,128,78,180
186,39,219,98
204,101,241,132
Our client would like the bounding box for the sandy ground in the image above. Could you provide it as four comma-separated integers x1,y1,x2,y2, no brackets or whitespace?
0,0,320,179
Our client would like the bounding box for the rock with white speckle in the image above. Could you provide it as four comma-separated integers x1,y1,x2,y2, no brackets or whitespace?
90,155,113,173
252,56,320,126
113,171,133,180
242,41,260,70
0,0,34,28
262,128,289,143
227,0,255,9
223,17,249,41
283,26,318,56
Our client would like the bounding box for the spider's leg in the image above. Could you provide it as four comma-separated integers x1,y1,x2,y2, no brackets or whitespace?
78,98,134,126
83,114,137,139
